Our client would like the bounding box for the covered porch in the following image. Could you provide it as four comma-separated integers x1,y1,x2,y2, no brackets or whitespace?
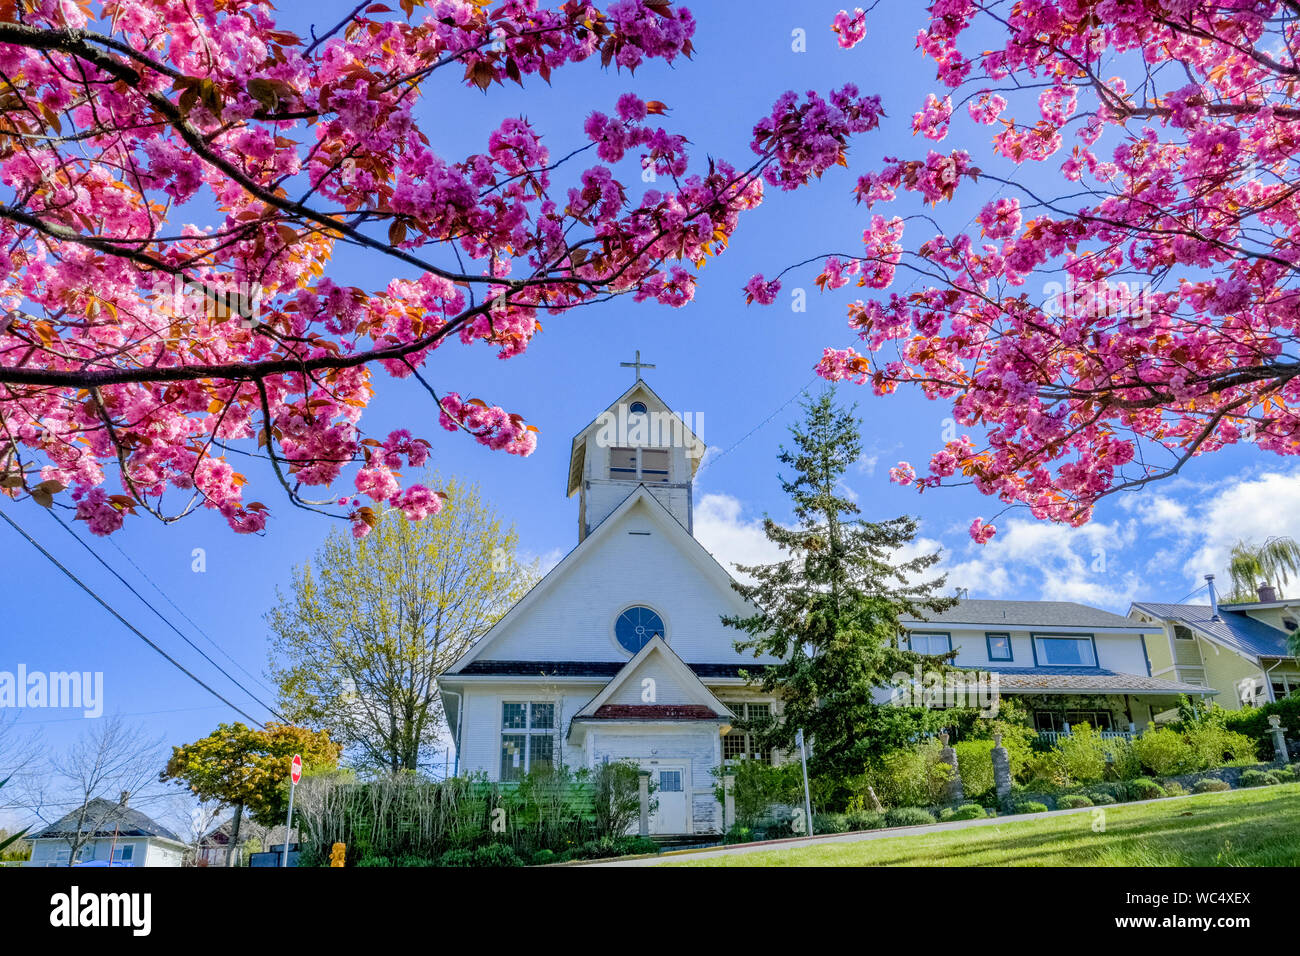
990,666,1218,744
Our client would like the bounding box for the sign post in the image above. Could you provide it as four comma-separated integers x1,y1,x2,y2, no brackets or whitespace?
282,754,302,869
795,729,814,837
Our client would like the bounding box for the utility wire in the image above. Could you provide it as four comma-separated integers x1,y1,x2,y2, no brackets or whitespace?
98,516,277,696
44,510,284,722
0,507,265,728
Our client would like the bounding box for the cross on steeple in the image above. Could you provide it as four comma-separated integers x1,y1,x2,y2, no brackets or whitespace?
619,349,655,382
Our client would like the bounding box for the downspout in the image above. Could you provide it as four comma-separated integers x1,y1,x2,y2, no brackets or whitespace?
441,687,464,777
1262,659,1283,703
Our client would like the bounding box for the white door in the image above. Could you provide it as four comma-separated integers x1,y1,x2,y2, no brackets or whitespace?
651,766,687,834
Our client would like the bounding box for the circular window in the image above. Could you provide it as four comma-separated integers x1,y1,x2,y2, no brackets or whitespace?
629,401,648,415
615,606,665,654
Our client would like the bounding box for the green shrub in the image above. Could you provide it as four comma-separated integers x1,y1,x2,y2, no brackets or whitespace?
813,813,851,834
1056,794,1093,809
1273,765,1296,781
436,848,475,867
884,806,936,827
1101,738,1141,779
1020,751,1068,792
938,803,987,821
845,811,885,831
717,759,803,830
592,759,648,840
1239,769,1281,788
394,854,437,867
1193,778,1231,793
1132,728,1195,776
617,836,659,856
472,843,524,867
872,741,954,809
1085,782,1127,803
953,740,995,798
1128,777,1167,800
1162,781,1187,797
531,848,556,865
1011,800,1049,814
1056,723,1108,783
356,855,391,867
1223,695,1300,759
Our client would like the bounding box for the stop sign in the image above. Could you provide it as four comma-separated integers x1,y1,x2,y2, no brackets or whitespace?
290,754,302,784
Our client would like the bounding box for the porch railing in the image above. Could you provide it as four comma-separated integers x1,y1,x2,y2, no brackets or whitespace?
1035,728,1137,744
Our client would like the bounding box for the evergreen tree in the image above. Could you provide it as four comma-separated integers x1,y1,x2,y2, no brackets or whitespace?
723,389,956,792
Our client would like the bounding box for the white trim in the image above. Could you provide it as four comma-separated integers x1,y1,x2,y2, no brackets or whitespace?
573,636,735,720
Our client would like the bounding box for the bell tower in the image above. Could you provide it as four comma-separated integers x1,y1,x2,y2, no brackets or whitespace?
566,356,705,542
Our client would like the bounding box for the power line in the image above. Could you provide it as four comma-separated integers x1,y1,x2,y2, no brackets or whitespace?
0,507,265,728
44,510,284,722
98,519,278,696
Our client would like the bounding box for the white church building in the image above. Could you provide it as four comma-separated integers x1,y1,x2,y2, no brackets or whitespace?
438,375,784,836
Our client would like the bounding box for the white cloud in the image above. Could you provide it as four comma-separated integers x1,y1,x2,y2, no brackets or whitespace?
1154,471,1300,589
693,492,785,582
940,518,1142,610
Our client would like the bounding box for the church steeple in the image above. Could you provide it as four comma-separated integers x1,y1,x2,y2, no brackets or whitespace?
566,369,704,542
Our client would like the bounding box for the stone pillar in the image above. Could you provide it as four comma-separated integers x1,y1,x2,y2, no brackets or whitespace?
1268,715,1291,764
938,731,964,804
722,772,735,831
638,770,651,837
991,732,1013,812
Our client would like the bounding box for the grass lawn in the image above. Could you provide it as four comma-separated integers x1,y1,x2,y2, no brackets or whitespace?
667,782,1300,867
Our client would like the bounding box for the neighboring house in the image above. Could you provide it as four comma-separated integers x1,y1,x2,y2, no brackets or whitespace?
438,378,785,837
197,815,289,866
899,600,1215,740
1131,582,1300,710
26,794,186,867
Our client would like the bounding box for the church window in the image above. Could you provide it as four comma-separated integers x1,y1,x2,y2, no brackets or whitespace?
723,702,773,764
500,701,555,781
608,446,671,483
615,606,665,654
629,401,648,415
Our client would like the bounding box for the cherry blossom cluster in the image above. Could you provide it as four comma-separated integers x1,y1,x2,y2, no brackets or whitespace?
774,2,1300,539
0,0,879,536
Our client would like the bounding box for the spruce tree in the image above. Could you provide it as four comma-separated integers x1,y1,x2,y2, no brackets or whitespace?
724,389,956,793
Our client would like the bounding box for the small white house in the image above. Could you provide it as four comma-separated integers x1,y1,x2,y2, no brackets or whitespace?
26,795,187,867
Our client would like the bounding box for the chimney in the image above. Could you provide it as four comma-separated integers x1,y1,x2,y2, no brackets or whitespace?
1257,583,1278,603
1205,574,1220,619
118,791,129,807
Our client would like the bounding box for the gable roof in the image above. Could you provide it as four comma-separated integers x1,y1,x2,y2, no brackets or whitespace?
442,485,754,675
566,380,703,497
572,636,734,720
1130,602,1294,660
902,599,1156,631
31,798,183,844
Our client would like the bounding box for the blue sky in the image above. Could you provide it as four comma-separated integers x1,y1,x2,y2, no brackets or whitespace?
3,0,1299,789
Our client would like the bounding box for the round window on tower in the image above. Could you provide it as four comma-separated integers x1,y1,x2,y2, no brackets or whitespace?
615,606,665,654
629,401,648,415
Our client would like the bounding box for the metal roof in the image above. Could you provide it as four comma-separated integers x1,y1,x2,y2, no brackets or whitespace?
902,599,1146,630
1130,602,1294,660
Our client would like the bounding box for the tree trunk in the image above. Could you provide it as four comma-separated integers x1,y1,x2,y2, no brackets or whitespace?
226,803,244,868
